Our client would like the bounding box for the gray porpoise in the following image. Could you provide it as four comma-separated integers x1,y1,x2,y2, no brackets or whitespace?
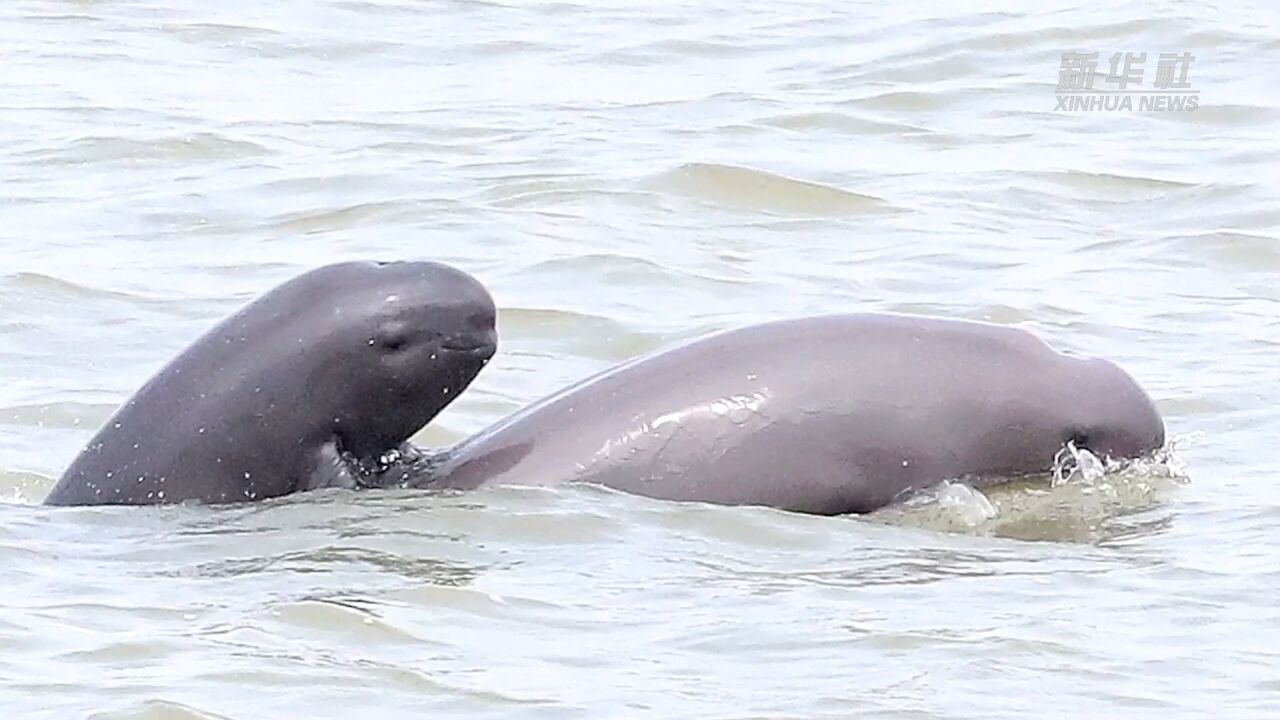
422,314,1164,514
45,261,496,506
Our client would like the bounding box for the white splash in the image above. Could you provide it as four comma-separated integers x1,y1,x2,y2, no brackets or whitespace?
935,481,999,526
1052,441,1105,487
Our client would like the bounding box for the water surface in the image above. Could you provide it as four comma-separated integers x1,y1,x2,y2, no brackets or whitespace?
2,1,1278,718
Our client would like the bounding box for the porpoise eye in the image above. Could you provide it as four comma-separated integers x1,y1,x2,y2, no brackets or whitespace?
376,322,410,351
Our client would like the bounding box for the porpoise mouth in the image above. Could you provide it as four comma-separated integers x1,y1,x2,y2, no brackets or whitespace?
440,337,497,360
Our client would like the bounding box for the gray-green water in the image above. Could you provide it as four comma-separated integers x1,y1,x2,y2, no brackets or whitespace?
2,1,1277,717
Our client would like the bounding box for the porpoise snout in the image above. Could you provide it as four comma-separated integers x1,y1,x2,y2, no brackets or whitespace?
441,326,497,360
438,296,497,359
1082,357,1165,459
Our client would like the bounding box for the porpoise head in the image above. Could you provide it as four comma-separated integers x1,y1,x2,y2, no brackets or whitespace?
969,347,1164,483
292,260,497,460
45,260,497,506
1057,356,1165,462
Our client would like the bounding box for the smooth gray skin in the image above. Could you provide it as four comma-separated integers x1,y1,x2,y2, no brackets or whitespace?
423,314,1164,515
45,261,496,506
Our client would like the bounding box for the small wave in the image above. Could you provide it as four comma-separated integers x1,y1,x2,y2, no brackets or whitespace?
267,199,430,234
1156,102,1280,126
255,39,401,61
1,401,113,430
517,252,668,281
158,20,281,48
1163,231,1280,272
497,305,666,362
848,89,951,112
16,132,272,166
160,16,399,59
87,699,233,720
760,110,935,137
499,306,635,336
1,272,151,303
18,13,101,25
470,172,597,208
1028,169,1197,197
0,272,220,321
595,36,778,66
651,162,893,216
516,252,753,291
159,21,281,45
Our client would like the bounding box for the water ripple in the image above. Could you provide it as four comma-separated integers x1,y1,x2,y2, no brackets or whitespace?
652,162,895,216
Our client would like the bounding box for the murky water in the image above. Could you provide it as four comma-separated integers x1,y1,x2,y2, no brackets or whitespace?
2,1,1278,717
